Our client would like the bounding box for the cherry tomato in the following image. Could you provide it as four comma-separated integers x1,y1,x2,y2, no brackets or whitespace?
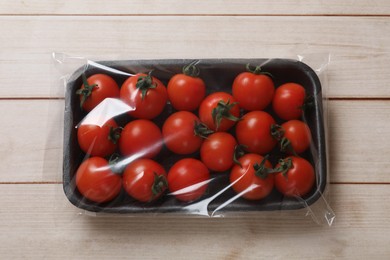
119,119,163,159
120,73,168,119
162,111,204,155
281,120,311,154
167,63,206,111
168,158,210,202
236,111,277,155
76,74,120,112
122,159,167,202
230,154,274,200
232,66,274,111
75,157,122,203
273,83,306,120
274,156,315,197
200,132,237,172
199,92,240,132
77,118,119,157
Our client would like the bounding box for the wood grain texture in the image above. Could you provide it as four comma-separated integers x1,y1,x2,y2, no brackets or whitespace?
0,184,388,259
1,16,390,98
1,99,389,183
1,0,390,15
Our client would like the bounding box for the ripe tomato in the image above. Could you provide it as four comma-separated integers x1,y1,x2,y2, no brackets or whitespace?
281,120,311,154
77,118,119,157
162,111,205,155
273,83,306,120
167,63,206,111
75,157,122,203
236,111,277,155
122,159,167,202
199,92,240,132
119,119,162,159
200,132,237,172
232,66,274,111
76,74,119,112
274,156,315,197
230,154,274,200
120,72,168,119
168,158,210,202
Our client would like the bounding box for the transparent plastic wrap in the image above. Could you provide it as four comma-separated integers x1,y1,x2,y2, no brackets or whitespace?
53,53,335,225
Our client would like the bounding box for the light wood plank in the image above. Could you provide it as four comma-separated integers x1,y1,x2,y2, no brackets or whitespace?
1,16,390,98
0,184,389,259
1,0,390,15
1,99,389,183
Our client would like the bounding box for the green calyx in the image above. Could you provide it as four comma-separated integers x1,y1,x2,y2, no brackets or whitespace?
194,121,214,139
233,144,248,168
151,173,168,198
76,74,98,109
108,126,122,145
211,99,240,130
136,71,157,100
182,61,200,78
253,155,273,179
270,124,284,141
274,157,293,178
246,63,273,78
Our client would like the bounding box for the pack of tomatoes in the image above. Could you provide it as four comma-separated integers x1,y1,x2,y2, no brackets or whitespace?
62,58,329,216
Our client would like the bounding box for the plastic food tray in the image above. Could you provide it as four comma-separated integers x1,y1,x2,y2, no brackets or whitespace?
63,59,327,214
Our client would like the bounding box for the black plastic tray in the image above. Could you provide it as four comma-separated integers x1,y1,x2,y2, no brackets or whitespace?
63,59,327,214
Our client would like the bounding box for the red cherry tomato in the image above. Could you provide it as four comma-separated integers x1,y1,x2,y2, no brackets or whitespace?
230,154,274,200
120,73,168,119
168,158,210,202
200,132,237,172
77,118,119,157
162,111,204,155
119,119,162,159
236,111,277,155
75,157,122,203
76,74,120,112
273,83,306,120
199,92,240,132
281,120,312,154
274,156,315,197
167,63,206,111
232,69,274,111
122,159,167,202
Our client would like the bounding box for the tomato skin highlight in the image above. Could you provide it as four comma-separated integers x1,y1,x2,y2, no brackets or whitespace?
232,72,274,111
274,156,315,197
162,111,203,155
168,158,210,202
78,74,120,112
75,157,122,203
167,74,206,111
77,118,118,157
200,132,237,172
120,73,168,119
273,83,306,120
281,120,312,154
236,111,277,155
119,119,163,159
122,159,167,202
199,92,240,132
230,154,274,200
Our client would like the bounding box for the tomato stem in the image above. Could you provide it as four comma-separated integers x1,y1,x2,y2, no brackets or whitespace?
246,63,273,78
253,155,272,179
270,124,284,141
280,137,298,156
274,157,293,178
211,99,240,131
136,71,157,100
300,95,315,112
108,153,124,174
108,126,122,145
151,173,168,199
233,144,247,168
76,74,98,109
182,61,200,77
194,121,214,139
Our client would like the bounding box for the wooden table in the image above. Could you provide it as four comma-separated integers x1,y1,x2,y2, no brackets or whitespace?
1,1,390,259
